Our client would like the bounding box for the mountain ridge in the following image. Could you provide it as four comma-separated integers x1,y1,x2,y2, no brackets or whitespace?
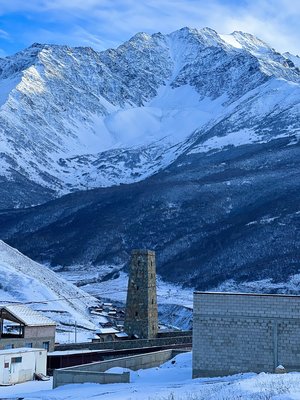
0,27,299,209
0,27,299,291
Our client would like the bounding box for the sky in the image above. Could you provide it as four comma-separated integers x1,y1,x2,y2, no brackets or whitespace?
0,0,299,57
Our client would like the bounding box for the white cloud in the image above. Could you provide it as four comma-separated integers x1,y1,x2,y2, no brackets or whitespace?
0,29,10,40
1,0,299,54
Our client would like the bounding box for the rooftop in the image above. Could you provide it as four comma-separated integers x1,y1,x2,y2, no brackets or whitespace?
0,347,46,355
0,304,56,327
193,291,300,298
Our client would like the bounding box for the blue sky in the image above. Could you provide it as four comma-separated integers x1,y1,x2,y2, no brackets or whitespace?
0,0,299,57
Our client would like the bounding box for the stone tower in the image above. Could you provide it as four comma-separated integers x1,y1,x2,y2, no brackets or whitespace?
124,249,158,339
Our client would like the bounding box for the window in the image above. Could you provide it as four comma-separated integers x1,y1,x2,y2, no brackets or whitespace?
25,342,32,348
4,344,14,349
42,341,50,351
152,299,154,304
11,357,22,364
135,311,138,317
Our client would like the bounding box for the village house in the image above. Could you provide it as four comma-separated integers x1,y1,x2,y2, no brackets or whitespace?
0,304,56,352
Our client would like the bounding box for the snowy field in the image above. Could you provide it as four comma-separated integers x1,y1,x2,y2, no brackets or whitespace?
3,352,300,399
58,267,193,307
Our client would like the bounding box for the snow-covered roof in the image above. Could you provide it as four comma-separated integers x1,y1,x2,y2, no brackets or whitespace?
0,347,46,355
1,304,56,327
97,327,118,335
115,332,128,338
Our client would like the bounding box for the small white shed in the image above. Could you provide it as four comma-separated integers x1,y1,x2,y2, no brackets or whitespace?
0,347,47,385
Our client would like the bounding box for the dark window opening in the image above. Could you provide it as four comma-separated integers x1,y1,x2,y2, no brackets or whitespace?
11,357,22,364
42,341,50,351
135,311,138,317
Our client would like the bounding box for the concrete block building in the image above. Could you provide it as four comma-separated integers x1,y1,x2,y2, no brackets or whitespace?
124,249,158,339
0,304,56,352
193,292,300,378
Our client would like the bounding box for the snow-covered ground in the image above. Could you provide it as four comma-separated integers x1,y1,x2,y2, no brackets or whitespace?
3,352,300,399
58,267,193,329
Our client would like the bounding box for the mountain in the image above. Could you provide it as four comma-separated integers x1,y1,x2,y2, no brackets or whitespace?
0,240,101,341
0,134,299,291
0,27,299,208
0,27,299,291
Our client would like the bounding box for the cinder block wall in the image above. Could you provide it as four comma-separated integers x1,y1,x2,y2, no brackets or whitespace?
193,292,300,378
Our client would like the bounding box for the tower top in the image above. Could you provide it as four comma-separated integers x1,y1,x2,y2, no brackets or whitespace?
131,249,155,256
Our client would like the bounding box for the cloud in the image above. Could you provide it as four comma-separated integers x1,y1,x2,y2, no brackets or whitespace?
0,0,299,54
0,29,10,40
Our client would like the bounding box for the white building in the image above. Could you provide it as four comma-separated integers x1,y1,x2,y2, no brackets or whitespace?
0,347,47,385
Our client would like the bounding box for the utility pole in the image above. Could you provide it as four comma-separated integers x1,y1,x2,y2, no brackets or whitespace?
75,321,77,344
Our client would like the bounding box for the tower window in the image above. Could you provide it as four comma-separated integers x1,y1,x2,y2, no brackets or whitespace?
135,311,138,317
152,299,154,304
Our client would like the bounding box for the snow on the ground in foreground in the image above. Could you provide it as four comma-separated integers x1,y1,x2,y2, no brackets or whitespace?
4,352,300,399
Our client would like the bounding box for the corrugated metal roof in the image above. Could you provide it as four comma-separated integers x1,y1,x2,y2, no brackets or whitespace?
1,304,56,327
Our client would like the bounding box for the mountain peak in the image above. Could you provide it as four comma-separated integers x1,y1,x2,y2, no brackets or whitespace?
0,26,299,209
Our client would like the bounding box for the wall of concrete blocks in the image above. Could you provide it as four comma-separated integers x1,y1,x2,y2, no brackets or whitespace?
193,292,300,378
53,349,184,388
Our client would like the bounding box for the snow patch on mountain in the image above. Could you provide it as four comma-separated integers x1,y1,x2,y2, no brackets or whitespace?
219,33,243,49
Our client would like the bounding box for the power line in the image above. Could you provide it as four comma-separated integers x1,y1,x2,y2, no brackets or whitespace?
0,288,129,306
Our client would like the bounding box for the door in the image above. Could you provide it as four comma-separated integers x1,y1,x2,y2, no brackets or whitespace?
3,359,10,385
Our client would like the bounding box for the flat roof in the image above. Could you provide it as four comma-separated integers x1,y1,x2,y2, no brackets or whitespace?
97,327,119,334
194,291,300,298
49,349,111,356
0,347,46,355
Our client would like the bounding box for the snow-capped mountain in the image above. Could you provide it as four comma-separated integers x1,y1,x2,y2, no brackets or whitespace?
0,27,299,292
0,240,101,341
0,27,299,208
